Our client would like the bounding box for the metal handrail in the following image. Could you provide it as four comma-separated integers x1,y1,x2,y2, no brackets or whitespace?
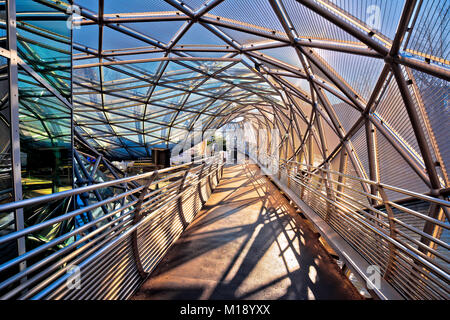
251,153,449,299
0,156,214,213
273,157,450,299
293,167,450,232
289,174,448,274
0,153,225,299
281,159,450,208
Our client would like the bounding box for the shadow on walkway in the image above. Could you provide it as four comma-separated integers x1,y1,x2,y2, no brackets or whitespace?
132,162,361,300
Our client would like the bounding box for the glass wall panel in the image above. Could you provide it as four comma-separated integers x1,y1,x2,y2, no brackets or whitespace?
0,1,7,49
0,49,16,277
18,66,72,198
0,56,12,206
0,1,15,275
16,0,72,99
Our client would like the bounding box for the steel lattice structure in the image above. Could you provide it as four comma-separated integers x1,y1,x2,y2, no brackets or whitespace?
69,2,450,298
0,0,448,300
68,0,449,197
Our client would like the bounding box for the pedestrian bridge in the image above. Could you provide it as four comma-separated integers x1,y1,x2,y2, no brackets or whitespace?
0,0,448,301
132,162,361,300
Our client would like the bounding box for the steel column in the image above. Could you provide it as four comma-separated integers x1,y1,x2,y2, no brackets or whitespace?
7,0,26,275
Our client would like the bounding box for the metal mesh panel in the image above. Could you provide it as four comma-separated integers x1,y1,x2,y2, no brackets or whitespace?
326,92,361,134
0,155,224,300
283,0,363,43
376,130,429,199
410,68,449,184
314,48,385,101
404,0,449,65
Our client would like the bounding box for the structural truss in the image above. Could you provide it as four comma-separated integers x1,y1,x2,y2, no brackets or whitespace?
0,0,449,300
68,0,449,199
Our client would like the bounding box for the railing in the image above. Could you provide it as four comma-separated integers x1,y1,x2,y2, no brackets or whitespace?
0,154,224,299
270,158,449,300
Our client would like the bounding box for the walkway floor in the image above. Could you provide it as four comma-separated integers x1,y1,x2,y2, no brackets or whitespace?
132,163,362,300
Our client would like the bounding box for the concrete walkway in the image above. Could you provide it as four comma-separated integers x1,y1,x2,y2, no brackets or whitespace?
132,163,361,300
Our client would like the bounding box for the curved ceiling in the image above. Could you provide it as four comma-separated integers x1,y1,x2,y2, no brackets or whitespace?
71,0,449,195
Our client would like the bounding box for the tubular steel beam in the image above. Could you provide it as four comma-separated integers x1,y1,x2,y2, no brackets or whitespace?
194,0,226,19
295,0,389,56
0,154,224,299
131,171,159,278
392,56,450,82
389,0,417,57
366,121,379,200
73,56,241,69
390,63,441,191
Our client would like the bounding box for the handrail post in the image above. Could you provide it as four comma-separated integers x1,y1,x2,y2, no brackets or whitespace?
215,159,220,184
377,184,397,280
131,171,158,279
177,166,191,230
207,160,214,191
197,163,206,205
323,163,335,222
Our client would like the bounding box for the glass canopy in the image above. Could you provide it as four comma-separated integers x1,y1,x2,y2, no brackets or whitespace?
68,0,448,198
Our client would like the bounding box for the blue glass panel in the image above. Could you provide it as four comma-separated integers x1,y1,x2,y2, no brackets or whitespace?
18,66,72,199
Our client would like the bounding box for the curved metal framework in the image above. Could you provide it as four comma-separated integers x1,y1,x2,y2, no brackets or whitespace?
65,0,449,187
0,0,448,300
0,154,224,299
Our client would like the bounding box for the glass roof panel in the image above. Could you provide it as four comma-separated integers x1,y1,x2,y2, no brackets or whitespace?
64,0,447,198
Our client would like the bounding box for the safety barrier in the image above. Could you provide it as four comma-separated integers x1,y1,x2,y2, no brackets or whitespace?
0,154,224,299
270,158,449,299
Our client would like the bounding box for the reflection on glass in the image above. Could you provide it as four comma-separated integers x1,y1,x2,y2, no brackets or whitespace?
0,7,15,269
0,1,7,49
14,1,74,256
16,0,71,99
18,67,72,198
